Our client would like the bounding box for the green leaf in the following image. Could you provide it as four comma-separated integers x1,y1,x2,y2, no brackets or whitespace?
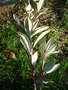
37,0,45,12
33,20,39,30
33,30,50,47
30,0,37,11
46,63,60,74
53,50,60,54
13,14,21,25
24,17,32,35
23,0,28,4
20,37,27,51
45,44,58,57
32,26,49,37
13,14,27,36
38,37,46,60
44,38,59,57
28,17,32,32
39,37,46,54
32,51,38,65
44,59,55,73
45,38,54,51
19,33,31,53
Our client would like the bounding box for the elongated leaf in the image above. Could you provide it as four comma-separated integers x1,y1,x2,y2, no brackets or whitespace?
13,14,21,25
39,37,46,54
24,17,29,33
37,0,45,12
20,34,31,53
28,17,32,32
20,37,28,51
46,64,60,74
53,50,60,54
32,51,38,65
45,38,54,51
39,37,46,52
32,26,49,37
45,44,58,57
33,30,50,47
24,17,32,35
44,59,55,73
33,20,39,30
30,0,37,10
13,14,27,35
38,37,46,60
